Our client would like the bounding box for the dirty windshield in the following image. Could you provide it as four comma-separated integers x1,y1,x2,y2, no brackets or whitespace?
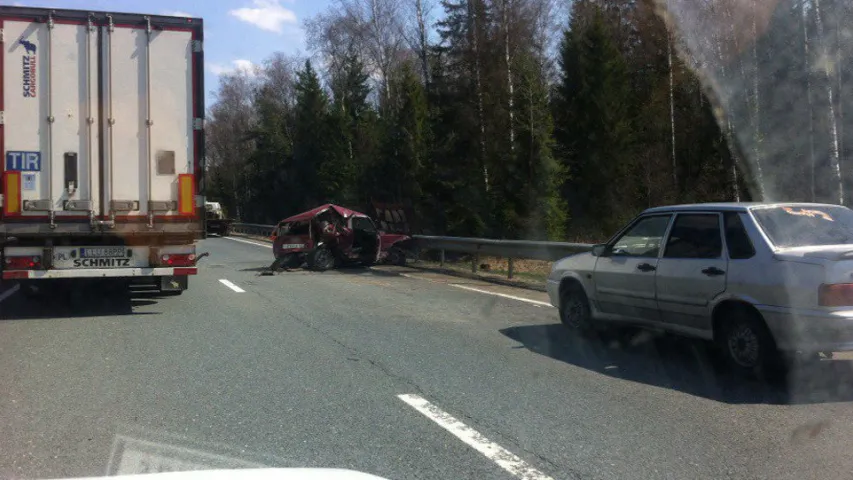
3,1,853,480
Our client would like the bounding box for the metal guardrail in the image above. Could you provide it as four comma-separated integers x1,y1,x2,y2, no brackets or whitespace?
230,223,592,279
413,235,592,278
231,223,276,236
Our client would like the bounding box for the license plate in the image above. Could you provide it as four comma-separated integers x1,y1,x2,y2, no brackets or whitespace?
280,244,306,249
80,247,129,258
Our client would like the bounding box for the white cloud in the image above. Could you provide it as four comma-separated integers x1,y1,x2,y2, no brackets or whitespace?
162,10,193,17
207,59,258,77
229,0,297,34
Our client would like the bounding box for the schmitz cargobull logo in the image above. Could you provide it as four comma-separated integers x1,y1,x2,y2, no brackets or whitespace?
19,38,37,98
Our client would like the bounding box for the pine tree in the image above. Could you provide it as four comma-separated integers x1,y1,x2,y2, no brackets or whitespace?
432,0,493,235
328,51,376,206
293,60,332,210
555,2,635,234
515,53,567,240
381,62,430,206
245,80,295,222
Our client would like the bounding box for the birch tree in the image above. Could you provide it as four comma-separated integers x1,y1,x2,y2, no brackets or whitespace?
206,72,256,220
813,0,843,203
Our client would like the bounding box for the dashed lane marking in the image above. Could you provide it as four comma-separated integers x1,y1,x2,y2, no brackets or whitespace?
219,279,246,293
449,284,553,308
398,393,555,480
221,236,273,249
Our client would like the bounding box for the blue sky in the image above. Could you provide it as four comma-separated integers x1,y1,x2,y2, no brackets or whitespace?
9,0,334,103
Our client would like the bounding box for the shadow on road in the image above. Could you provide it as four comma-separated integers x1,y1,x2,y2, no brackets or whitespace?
251,264,405,277
501,323,853,405
338,265,405,278
240,266,277,273
0,284,162,320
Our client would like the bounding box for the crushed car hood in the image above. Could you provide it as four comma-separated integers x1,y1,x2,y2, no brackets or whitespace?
281,204,366,223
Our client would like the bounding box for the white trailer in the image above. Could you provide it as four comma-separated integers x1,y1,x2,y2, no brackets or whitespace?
0,6,204,295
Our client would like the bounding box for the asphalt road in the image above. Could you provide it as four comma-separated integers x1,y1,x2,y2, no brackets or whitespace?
3,237,853,480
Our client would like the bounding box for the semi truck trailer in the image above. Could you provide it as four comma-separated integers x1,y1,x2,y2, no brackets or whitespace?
0,6,205,296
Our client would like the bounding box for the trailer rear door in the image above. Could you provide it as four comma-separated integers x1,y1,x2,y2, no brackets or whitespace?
2,18,100,221
0,10,202,232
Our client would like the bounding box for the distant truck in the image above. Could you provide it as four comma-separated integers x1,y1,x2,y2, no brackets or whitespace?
205,202,233,236
0,6,205,296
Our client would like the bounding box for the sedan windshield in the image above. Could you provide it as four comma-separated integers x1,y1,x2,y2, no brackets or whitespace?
751,205,853,248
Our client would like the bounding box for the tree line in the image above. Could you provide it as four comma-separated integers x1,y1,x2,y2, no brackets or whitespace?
205,0,853,240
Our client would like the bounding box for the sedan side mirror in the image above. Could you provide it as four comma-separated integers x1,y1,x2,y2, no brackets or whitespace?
591,244,610,257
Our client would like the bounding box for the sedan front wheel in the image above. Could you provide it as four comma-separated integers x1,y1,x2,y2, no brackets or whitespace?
560,284,592,334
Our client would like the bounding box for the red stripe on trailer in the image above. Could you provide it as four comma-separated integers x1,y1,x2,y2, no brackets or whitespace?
2,271,29,280
173,268,197,276
0,18,4,195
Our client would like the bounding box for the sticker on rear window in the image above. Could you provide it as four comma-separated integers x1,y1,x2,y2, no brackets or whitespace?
782,207,834,221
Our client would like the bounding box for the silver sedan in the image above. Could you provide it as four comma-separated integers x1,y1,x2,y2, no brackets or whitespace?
546,202,853,375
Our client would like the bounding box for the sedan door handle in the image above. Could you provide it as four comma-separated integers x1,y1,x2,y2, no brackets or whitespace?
637,263,656,272
701,266,725,276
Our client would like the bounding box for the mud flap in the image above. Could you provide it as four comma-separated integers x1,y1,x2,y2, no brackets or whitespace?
160,275,188,292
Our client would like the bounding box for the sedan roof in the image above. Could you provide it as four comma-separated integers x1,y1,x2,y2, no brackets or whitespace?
642,202,841,214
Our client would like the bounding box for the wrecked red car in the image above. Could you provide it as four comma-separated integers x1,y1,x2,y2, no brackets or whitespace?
269,204,412,271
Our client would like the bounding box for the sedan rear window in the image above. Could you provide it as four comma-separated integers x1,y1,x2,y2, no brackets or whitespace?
751,205,853,248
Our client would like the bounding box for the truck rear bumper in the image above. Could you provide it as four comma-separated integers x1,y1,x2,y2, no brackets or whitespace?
3,267,197,280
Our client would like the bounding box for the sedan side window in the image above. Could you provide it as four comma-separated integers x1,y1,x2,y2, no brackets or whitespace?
724,212,756,259
663,214,722,259
610,215,672,257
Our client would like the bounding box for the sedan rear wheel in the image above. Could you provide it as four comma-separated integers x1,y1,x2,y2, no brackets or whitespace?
560,284,592,334
720,309,781,378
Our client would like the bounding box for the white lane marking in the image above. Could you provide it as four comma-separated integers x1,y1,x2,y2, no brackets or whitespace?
219,279,246,293
450,284,553,308
0,284,21,304
398,394,555,480
221,236,273,249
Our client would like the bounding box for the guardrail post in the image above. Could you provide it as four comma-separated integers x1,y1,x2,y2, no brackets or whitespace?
472,250,479,274
440,248,445,267
508,257,514,279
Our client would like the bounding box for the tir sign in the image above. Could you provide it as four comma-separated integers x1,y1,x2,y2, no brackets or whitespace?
5,151,41,172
